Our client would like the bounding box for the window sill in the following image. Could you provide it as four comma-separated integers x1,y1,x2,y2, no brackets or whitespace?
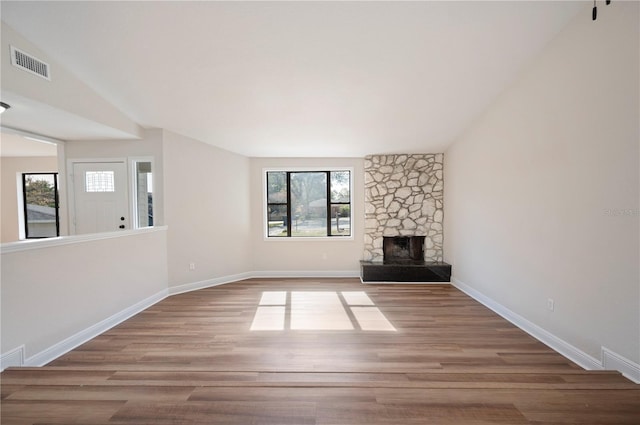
263,235,355,242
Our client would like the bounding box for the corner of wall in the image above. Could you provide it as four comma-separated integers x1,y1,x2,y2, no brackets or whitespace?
452,277,640,383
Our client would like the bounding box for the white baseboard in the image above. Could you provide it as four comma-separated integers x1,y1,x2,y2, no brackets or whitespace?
0,345,25,369
252,270,360,278
168,270,360,296
603,347,640,383
168,272,254,296
23,288,168,368
452,277,640,384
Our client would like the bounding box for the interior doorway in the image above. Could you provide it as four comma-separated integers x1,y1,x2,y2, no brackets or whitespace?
0,129,62,242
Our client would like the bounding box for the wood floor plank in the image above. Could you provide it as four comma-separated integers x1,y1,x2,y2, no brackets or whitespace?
316,400,529,425
4,385,195,402
110,401,317,425
1,278,638,424
0,400,125,424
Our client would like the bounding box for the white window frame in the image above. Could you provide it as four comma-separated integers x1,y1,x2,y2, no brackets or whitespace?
129,157,155,229
262,167,354,241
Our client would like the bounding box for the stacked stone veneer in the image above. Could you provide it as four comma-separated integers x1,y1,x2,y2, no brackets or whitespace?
364,154,444,262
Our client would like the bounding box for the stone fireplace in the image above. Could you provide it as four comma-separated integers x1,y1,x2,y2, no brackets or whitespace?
361,154,450,282
363,154,444,262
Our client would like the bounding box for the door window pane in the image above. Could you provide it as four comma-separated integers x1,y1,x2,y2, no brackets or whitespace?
85,171,115,192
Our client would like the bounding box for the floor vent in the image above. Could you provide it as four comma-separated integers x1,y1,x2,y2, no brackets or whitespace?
10,46,51,81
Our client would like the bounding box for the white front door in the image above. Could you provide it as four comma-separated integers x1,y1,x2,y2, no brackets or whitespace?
72,161,129,234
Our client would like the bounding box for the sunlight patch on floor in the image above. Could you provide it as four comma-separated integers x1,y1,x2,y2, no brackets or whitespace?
250,291,396,332
250,306,285,331
259,291,287,305
350,307,396,331
291,291,353,330
341,291,375,306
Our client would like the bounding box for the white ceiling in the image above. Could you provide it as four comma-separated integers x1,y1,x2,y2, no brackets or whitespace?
0,1,586,157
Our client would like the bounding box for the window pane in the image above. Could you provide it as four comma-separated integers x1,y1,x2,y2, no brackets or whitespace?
268,204,288,237
330,171,350,203
267,172,287,203
291,172,327,237
85,171,115,192
135,162,153,227
265,169,353,238
330,204,351,236
24,173,58,238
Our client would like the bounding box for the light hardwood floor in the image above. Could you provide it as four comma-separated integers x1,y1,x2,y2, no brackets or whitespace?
2,278,638,424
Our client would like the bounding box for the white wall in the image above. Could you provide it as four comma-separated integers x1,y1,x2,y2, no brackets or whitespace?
249,157,364,274
163,130,252,287
445,1,639,367
0,156,58,243
1,228,168,362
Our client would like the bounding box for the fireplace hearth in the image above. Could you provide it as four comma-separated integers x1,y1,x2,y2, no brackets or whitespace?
361,235,451,282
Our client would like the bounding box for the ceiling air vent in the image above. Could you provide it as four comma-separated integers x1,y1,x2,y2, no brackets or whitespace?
10,46,51,81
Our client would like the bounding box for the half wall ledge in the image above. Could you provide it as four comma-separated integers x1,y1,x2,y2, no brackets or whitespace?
360,260,451,283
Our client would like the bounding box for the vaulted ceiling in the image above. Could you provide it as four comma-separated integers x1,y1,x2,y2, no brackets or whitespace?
1,1,586,157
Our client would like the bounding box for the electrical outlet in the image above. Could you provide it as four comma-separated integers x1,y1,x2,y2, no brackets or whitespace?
189,262,196,271
547,298,555,312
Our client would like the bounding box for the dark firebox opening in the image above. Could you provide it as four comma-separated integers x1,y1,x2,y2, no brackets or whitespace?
383,236,425,262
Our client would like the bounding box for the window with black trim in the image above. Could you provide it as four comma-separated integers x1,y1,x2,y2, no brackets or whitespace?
22,172,60,238
266,170,351,238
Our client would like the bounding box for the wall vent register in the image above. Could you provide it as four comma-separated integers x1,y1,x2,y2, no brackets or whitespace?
10,45,51,80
